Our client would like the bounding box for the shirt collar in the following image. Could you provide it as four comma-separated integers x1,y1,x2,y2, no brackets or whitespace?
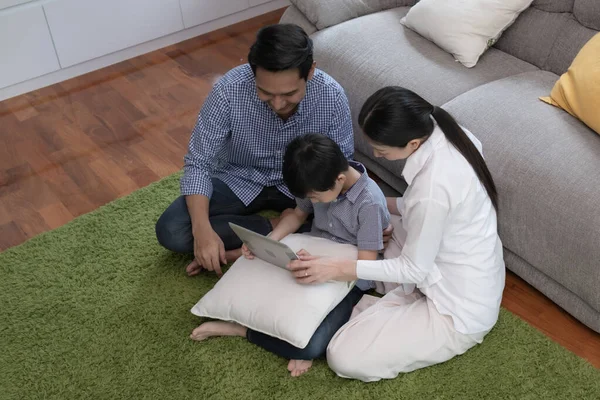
339,161,368,203
402,123,445,185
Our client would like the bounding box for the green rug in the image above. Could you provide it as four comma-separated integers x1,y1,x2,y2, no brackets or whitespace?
1,175,598,400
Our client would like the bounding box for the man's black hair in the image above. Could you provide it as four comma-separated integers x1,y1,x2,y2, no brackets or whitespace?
282,133,349,198
248,24,314,80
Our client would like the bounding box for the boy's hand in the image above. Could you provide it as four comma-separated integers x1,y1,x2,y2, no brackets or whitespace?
296,249,315,258
241,243,255,259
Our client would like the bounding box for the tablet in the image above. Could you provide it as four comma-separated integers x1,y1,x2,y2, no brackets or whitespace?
229,223,298,269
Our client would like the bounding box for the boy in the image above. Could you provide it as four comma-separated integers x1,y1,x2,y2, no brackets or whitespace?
190,134,390,377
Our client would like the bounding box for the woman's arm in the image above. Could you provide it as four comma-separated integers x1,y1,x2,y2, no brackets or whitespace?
386,197,399,215
269,207,309,241
289,198,449,285
357,198,448,284
358,250,378,261
386,197,404,216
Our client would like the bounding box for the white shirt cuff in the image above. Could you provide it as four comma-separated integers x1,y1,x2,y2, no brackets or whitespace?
357,260,394,283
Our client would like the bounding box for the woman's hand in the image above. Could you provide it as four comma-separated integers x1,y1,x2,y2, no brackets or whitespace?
383,224,394,248
288,255,358,284
241,243,254,259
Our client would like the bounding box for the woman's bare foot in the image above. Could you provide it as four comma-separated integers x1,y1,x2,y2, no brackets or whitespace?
190,321,247,341
287,359,313,377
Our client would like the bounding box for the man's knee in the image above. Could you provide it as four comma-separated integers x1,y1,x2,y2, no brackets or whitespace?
155,211,193,254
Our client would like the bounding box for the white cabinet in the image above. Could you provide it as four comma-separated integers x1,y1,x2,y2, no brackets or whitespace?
180,0,249,29
249,0,273,6
43,0,184,68
0,5,60,89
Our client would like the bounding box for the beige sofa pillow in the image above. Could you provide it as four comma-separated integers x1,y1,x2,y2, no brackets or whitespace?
401,0,534,67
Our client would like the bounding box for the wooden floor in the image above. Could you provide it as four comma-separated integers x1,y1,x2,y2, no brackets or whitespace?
1,9,598,368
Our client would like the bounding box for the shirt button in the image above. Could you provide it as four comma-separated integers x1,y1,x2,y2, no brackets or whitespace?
329,223,333,227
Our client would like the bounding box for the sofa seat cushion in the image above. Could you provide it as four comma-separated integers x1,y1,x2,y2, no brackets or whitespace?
443,70,600,315
310,7,539,177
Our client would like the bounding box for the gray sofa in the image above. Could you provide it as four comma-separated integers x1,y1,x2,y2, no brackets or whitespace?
281,0,600,333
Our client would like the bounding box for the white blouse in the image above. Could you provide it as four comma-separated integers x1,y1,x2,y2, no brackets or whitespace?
357,125,506,335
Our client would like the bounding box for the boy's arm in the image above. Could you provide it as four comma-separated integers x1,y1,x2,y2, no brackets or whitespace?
269,207,310,241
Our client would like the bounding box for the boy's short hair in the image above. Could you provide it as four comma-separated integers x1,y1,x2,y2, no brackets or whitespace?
283,133,349,198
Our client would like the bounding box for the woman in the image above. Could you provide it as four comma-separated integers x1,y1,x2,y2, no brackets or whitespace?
288,86,505,382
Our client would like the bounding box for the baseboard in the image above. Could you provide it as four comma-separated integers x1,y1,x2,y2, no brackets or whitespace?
0,0,289,101
503,247,600,333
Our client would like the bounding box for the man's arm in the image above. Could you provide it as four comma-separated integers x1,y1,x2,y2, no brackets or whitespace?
180,82,231,274
326,91,354,159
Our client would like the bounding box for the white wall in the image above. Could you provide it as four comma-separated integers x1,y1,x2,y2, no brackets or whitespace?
0,0,289,101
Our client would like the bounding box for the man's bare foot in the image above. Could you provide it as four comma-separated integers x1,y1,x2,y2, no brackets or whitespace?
225,248,243,263
190,321,247,341
287,359,313,377
269,208,296,230
186,259,203,276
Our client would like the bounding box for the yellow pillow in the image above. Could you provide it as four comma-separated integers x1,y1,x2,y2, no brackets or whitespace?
540,33,600,135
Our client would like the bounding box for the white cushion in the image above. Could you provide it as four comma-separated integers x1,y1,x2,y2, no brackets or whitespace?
401,0,534,68
191,234,358,348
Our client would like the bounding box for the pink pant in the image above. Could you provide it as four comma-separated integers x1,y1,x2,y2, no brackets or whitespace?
326,215,483,382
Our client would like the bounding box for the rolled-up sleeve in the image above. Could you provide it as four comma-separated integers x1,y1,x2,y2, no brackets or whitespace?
295,197,314,214
180,82,231,198
356,198,448,284
327,92,354,160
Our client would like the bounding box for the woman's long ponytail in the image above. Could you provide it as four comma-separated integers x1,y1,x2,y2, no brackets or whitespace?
431,106,498,211
359,86,498,211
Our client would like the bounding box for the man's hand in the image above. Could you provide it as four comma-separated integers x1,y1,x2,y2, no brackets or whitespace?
188,227,226,277
383,224,394,248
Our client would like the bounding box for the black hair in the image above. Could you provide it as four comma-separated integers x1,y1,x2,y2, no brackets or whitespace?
282,133,349,198
358,86,498,211
248,24,314,80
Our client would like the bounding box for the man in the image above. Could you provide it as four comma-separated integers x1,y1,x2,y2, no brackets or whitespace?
156,24,385,277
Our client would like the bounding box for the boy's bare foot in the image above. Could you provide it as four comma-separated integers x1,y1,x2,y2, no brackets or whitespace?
190,321,247,341
287,359,313,377
269,208,296,229
186,259,203,276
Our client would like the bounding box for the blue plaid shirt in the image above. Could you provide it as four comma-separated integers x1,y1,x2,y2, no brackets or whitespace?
180,64,354,205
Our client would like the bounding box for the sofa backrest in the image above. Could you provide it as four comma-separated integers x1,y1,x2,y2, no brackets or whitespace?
493,0,599,76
